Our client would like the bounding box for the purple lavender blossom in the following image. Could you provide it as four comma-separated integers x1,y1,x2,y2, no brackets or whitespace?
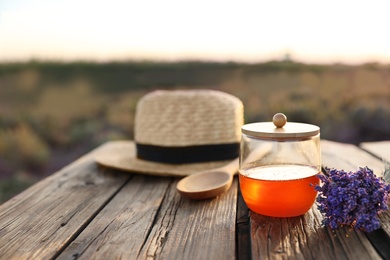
315,167,390,232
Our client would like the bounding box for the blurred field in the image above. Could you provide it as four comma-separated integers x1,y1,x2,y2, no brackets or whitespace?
0,60,389,203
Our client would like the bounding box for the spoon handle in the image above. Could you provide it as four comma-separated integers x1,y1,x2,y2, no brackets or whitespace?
223,144,272,176
218,158,239,176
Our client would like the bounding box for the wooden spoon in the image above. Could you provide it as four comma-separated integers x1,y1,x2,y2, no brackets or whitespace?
176,158,239,200
176,143,273,200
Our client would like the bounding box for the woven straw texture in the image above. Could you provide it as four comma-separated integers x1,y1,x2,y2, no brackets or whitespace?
95,89,244,176
135,89,244,146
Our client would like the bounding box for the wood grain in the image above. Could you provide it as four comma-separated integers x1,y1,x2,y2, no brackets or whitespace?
244,140,385,259
248,205,380,259
321,139,389,259
140,178,237,259
321,140,385,176
0,146,130,260
360,141,390,242
57,174,171,259
237,186,251,260
361,141,390,162
58,177,238,259
1,140,389,259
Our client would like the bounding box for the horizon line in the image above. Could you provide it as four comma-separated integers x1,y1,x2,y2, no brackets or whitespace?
0,57,389,66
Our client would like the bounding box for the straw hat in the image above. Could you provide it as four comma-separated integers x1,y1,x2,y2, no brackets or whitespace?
94,89,244,177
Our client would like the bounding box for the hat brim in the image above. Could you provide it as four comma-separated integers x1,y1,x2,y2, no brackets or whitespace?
94,140,236,177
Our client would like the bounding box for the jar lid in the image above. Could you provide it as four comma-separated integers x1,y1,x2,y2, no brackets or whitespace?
241,113,320,140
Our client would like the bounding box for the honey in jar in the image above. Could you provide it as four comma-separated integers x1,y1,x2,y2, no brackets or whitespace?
239,113,321,217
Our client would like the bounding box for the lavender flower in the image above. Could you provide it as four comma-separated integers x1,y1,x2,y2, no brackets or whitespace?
315,167,390,232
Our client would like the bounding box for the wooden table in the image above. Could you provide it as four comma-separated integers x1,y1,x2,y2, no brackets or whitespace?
1,140,389,259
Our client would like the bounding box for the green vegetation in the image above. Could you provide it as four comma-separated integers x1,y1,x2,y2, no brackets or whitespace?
1,60,389,203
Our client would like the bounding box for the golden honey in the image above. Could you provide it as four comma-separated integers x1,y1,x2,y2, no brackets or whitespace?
239,164,319,217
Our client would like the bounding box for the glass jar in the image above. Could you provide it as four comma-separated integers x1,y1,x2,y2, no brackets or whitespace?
239,113,321,217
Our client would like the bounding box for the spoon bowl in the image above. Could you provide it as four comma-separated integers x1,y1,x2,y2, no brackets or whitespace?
176,158,239,200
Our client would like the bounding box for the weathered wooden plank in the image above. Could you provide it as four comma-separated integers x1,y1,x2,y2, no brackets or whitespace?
321,140,385,177
2,140,388,259
57,174,171,259
58,177,238,259
237,186,252,260
249,205,380,260
148,178,237,259
0,144,130,260
250,210,322,259
246,140,383,259
361,141,390,162
360,141,390,257
321,139,388,259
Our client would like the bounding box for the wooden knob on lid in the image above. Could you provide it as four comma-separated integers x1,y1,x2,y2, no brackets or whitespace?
273,113,287,128
242,113,319,139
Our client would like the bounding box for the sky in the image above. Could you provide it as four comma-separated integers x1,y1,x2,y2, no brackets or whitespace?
1,0,390,64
